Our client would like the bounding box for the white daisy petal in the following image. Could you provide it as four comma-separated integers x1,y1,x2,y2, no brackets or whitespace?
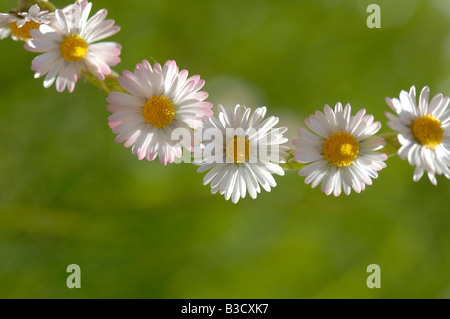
195,104,287,203
294,103,387,196
386,85,450,184
1,4,53,41
25,1,121,92
108,59,213,165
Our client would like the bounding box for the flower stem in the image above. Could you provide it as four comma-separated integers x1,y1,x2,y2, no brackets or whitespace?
17,0,29,10
18,0,56,11
280,150,305,171
83,70,126,94
379,132,401,157
37,0,57,12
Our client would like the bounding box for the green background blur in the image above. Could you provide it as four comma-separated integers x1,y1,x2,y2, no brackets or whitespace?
1,0,449,298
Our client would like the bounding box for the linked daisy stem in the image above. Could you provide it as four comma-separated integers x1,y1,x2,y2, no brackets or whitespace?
378,132,401,157
83,70,126,94
280,150,305,171
18,0,29,10
18,0,56,12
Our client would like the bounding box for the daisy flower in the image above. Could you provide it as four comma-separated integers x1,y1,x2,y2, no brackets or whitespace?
293,103,387,196
24,0,121,92
107,59,213,165
0,4,53,41
194,104,289,203
385,85,450,185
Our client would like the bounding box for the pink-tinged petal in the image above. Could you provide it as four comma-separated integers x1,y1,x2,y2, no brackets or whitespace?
39,23,59,35
140,59,153,72
162,60,179,90
29,4,41,17
108,111,141,123
137,133,153,161
84,8,107,32
55,64,69,92
84,55,112,81
16,19,26,28
43,60,62,88
31,51,60,77
385,97,399,113
84,21,120,43
177,101,213,116
87,42,121,67
305,116,328,138
124,130,144,148
107,92,144,109
66,62,81,93
79,1,93,28
55,10,69,35
356,121,381,141
109,59,214,166
359,136,385,151
118,70,148,99
67,79,76,93
111,117,145,135
298,127,322,143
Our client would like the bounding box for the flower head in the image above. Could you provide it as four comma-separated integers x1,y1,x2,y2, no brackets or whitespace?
194,104,288,203
293,103,387,196
107,59,213,165
25,0,121,92
385,85,450,185
0,4,53,41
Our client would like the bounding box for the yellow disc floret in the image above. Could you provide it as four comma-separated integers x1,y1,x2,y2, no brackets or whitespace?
411,114,444,150
142,95,176,128
60,34,89,62
322,131,359,167
226,136,250,164
9,20,40,40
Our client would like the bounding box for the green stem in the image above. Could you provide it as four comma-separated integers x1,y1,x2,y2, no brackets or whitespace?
37,0,57,12
17,0,56,12
17,0,29,10
378,132,401,157
280,150,305,171
83,70,126,94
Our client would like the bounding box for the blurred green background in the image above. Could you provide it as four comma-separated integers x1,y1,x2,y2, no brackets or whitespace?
1,0,449,298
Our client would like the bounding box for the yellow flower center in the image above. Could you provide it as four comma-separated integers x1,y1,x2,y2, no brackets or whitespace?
411,114,444,149
226,136,250,164
142,95,176,128
60,34,89,62
322,131,359,167
9,20,41,40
